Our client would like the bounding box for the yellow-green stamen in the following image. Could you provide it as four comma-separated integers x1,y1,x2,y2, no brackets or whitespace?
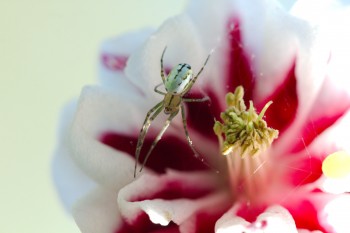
213,86,279,157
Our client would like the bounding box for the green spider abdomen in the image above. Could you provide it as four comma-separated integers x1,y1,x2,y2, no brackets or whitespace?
165,63,193,95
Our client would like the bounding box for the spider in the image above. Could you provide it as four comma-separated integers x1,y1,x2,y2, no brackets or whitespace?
134,46,211,177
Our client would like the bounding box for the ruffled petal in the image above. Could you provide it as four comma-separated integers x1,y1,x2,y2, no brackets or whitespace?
52,100,97,210
118,170,230,232
215,205,298,233
73,188,122,233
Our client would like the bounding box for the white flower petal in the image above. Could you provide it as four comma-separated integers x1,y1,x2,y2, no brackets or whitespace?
291,0,342,24
292,1,350,94
73,188,121,233
125,15,209,99
279,0,297,10
215,207,250,233
321,175,350,194
52,100,96,210
215,205,298,233
275,4,350,152
185,0,232,50
320,195,350,233
256,205,298,233
71,85,147,188
99,28,153,89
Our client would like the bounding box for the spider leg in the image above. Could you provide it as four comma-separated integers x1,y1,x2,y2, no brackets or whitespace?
160,46,167,84
193,53,211,82
181,53,211,94
180,103,212,168
154,83,166,95
180,103,200,158
135,101,164,177
184,53,211,93
182,96,210,102
139,110,178,173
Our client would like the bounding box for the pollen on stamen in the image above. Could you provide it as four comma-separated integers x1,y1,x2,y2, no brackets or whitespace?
213,86,279,158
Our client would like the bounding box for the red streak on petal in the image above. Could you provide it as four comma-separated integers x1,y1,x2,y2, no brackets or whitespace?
236,203,266,223
101,54,128,71
226,19,255,105
258,61,298,133
132,179,214,202
287,155,323,186
185,90,221,141
100,132,208,174
115,213,179,233
286,200,326,232
291,111,347,153
183,203,230,233
191,212,221,233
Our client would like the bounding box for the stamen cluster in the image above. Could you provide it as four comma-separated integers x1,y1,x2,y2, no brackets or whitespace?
214,86,279,157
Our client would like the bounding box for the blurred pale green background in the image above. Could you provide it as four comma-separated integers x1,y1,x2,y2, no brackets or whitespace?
0,1,185,232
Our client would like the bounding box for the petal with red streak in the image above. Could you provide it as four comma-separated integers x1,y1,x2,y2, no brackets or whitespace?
225,19,255,105
285,152,323,187
257,60,298,133
99,29,153,89
100,133,209,174
118,170,230,231
70,85,150,187
291,77,350,153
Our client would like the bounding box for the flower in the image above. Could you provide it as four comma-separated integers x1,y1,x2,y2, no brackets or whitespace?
53,0,350,232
